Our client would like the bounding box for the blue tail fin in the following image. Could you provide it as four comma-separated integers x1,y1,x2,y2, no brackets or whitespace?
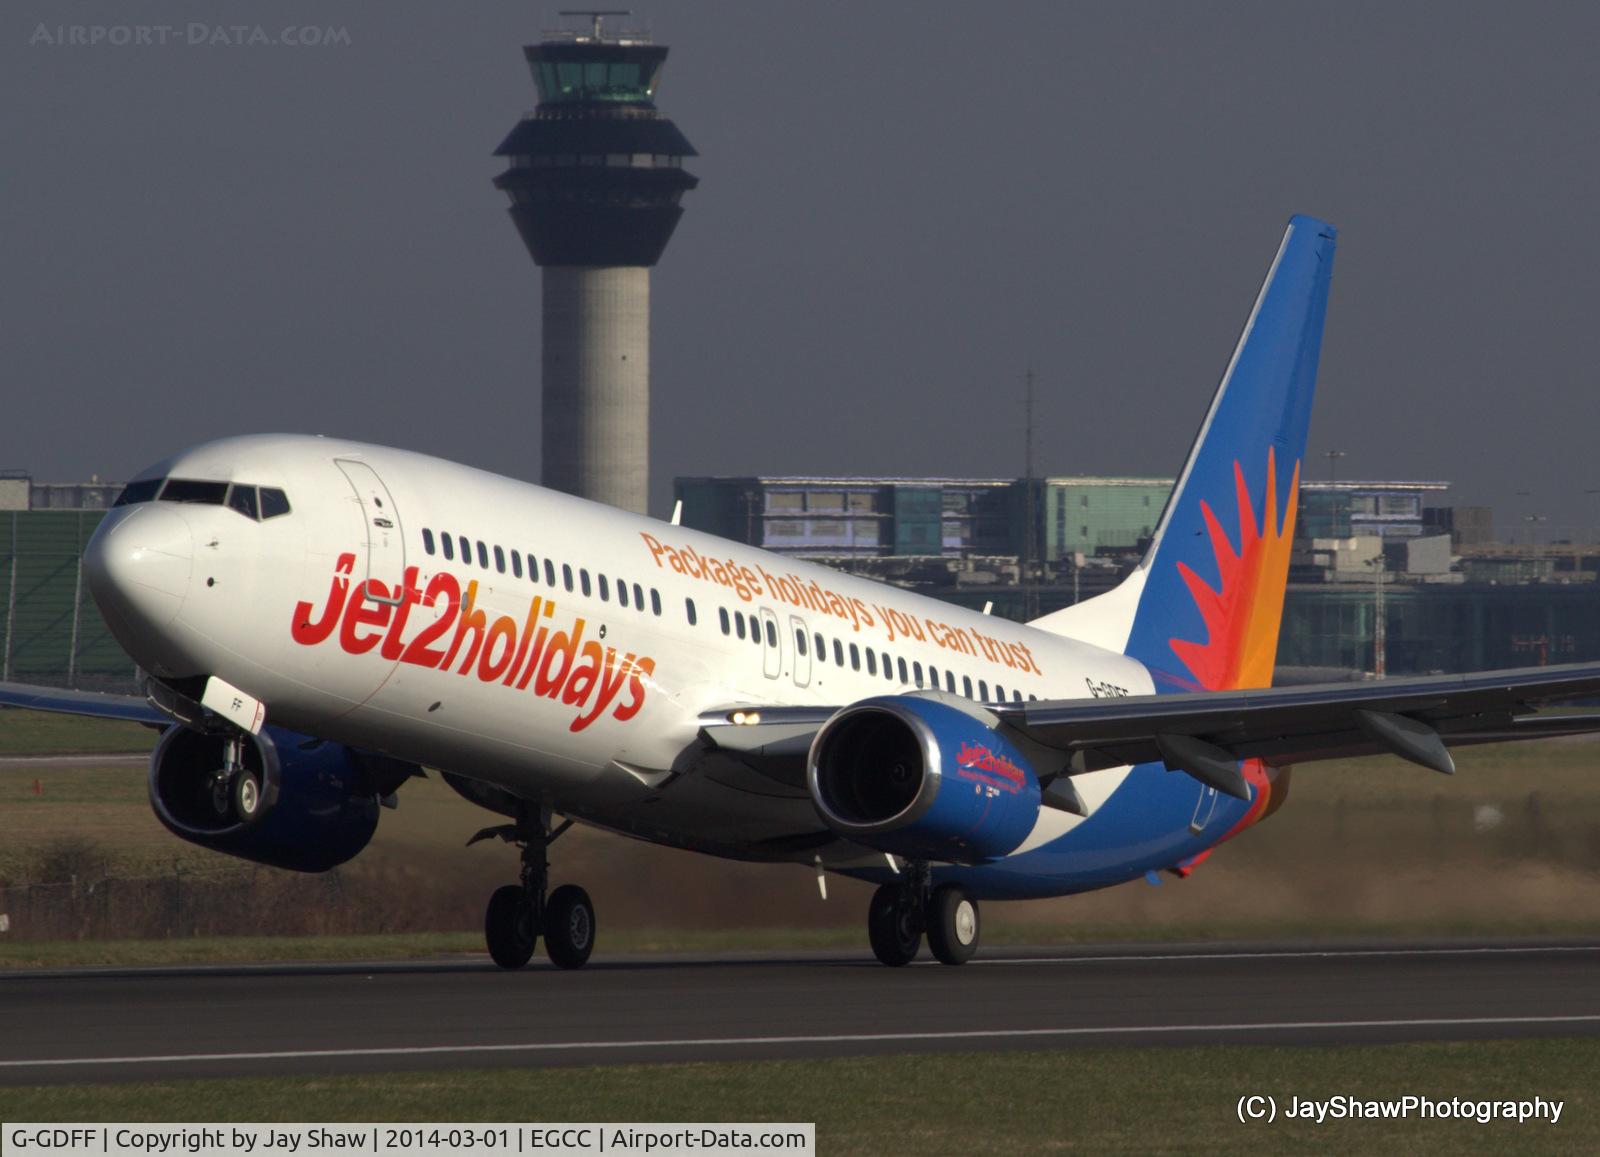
1031,215,1338,691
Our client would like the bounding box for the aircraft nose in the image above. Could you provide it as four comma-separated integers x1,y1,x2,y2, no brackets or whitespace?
84,504,194,632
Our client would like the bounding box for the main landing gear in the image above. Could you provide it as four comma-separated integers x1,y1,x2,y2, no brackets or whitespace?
867,861,980,967
473,804,595,971
208,733,264,826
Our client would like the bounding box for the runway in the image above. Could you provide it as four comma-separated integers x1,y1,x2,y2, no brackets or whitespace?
4,940,1600,1085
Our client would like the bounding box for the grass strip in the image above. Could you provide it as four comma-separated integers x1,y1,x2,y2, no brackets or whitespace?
2,1040,1594,1154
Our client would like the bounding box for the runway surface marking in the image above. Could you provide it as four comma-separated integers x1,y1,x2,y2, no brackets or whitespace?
966,944,1600,966
8,1013,1600,1071
7,941,1599,980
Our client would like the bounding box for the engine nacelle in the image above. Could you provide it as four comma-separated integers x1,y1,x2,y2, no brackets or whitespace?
149,726,410,872
807,695,1042,864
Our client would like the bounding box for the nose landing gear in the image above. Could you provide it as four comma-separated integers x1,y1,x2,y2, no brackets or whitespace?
473,804,595,971
209,733,263,826
867,862,980,967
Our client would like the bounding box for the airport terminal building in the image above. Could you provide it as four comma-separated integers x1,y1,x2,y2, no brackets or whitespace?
2,469,1596,691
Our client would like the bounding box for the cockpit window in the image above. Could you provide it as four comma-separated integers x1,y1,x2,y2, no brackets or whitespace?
113,478,163,506
226,484,259,520
161,479,229,505
259,488,292,519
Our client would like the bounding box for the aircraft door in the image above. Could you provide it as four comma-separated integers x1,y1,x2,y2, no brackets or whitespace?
759,607,781,680
789,615,812,688
335,459,406,597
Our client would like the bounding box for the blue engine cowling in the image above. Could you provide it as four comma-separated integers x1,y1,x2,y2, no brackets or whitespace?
807,695,1042,864
148,725,409,872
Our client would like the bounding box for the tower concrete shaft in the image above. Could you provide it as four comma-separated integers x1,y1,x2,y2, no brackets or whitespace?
541,267,649,512
494,17,698,515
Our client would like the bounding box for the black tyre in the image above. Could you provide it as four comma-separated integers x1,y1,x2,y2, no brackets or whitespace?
867,882,922,967
485,884,536,969
231,768,265,826
926,885,979,965
544,884,595,970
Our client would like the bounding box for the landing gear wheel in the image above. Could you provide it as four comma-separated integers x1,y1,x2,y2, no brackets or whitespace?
544,884,595,970
926,885,979,965
485,884,537,969
868,882,922,967
231,769,264,826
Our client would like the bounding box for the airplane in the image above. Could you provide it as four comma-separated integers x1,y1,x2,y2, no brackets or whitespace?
7,213,1600,970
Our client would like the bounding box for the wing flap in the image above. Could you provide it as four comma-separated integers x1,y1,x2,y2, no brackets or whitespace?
997,662,1600,773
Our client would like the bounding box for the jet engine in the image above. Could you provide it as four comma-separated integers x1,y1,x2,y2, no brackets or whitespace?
148,726,416,872
808,695,1042,864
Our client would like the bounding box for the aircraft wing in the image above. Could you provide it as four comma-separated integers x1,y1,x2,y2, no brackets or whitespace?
700,662,1600,801
992,662,1600,796
0,680,168,726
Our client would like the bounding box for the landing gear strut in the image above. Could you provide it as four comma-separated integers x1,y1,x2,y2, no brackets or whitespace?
475,803,595,971
867,863,979,967
209,733,262,826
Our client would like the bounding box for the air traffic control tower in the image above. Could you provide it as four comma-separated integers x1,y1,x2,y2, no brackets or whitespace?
493,12,699,515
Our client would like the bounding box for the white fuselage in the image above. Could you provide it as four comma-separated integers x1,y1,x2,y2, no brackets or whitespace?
88,434,1152,866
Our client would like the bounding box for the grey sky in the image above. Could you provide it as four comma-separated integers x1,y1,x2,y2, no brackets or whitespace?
5,2,1599,536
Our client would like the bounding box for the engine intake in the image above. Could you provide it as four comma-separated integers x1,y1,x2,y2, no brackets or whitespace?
808,695,1042,864
149,726,411,872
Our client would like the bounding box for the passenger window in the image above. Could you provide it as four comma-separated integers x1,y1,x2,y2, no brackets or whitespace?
528,554,539,582
796,629,807,656
929,666,939,688
815,633,825,660
162,479,229,505
511,552,522,579
545,559,556,586
685,598,697,625
651,589,662,616
719,607,730,635
1013,690,1023,703
477,541,488,569
980,681,990,701
946,672,956,693
996,685,1006,701
963,676,973,699
599,575,609,601
882,652,892,680
752,623,762,648
866,649,876,675
459,536,470,564
494,545,506,574
422,527,435,556
633,583,644,609
897,658,908,683
849,643,860,671
442,535,454,561
226,485,259,521
765,619,776,646
735,613,746,640
563,564,574,592
833,640,844,666
580,569,591,597
259,488,292,518
914,662,924,687
113,478,163,506
619,581,630,609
